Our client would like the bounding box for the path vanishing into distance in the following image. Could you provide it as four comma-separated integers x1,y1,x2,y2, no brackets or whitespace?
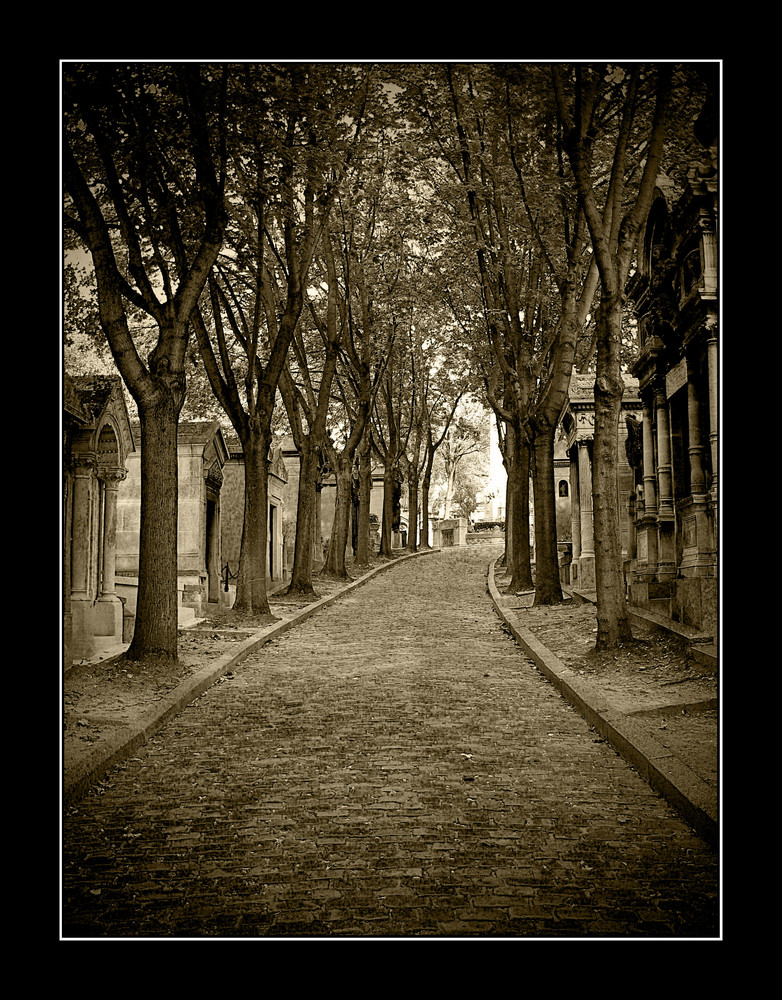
62,544,719,938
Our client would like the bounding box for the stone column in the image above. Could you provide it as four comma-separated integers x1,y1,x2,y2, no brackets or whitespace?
577,440,594,556
70,456,95,601
680,354,715,578
654,387,674,519
626,492,637,559
94,467,126,639
633,394,659,581
69,454,97,659
641,397,657,516
314,481,324,568
569,449,581,561
706,329,719,499
654,386,676,581
98,468,126,599
700,217,718,297
686,361,707,495
576,439,595,590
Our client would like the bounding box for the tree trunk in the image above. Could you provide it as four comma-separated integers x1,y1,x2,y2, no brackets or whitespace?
499,453,511,569
593,297,633,647
406,469,419,552
531,423,564,605
322,461,353,579
505,430,534,593
442,460,458,519
287,438,320,597
380,463,395,557
354,435,373,567
233,430,272,616
127,395,180,662
420,478,432,549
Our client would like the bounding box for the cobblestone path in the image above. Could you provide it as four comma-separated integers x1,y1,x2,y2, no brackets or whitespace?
62,545,719,938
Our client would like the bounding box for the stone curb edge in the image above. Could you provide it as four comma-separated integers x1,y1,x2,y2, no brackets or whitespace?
485,558,718,850
64,548,439,809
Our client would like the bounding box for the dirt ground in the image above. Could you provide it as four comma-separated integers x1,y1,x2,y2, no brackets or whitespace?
63,548,719,794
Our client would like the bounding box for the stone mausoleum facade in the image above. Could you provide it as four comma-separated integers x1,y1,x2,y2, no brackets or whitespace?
558,373,642,593
63,374,135,667
220,434,288,591
115,420,231,622
624,144,718,633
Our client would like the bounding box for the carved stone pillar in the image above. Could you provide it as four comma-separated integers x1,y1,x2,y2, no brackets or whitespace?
577,440,594,556
700,213,718,297
633,394,659,579
679,352,715,580
94,467,127,639
97,467,126,600
641,397,657,516
706,329,719,502
70,454,99,659
654,387,674,519
314,480,324,567
70,455,95,601
569,449,581,561
686,361,707,495
576,439,595,590
654,386,676,581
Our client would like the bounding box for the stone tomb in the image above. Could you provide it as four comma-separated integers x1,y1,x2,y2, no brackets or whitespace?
220,435,288,594
432,517,468,547
557,374,642,593
625,146,718,633
278,436,387,562
115,420,230,622
63,374,135,666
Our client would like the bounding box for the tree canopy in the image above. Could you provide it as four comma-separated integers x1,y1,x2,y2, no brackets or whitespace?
64,60,718,655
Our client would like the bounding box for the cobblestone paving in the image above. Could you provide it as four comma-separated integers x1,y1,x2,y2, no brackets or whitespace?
62,545,719,939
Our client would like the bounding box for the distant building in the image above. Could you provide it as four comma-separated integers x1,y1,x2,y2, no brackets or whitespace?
475,414,507,522
278,436,387,558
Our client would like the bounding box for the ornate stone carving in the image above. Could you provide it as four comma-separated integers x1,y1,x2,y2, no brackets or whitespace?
98,466,127,487
205,461,223,492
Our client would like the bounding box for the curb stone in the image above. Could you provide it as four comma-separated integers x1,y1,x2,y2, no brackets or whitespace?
485,557,718,849
64,548,439,809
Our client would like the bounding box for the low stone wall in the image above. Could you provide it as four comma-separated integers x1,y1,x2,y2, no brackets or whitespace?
466,529,504,544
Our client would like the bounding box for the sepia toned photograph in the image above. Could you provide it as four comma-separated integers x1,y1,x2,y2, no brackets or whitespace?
62,60,720,940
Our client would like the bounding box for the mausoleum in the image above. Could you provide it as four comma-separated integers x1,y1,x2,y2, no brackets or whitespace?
624,137,718,632
432,517,468,547
115,420,230,622
558,373,642,592
220,434,288,591
63,373,135,666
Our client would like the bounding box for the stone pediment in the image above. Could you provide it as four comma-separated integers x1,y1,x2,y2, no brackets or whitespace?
269,444,288,484
64,373,91,424
557,373,640,447
67,373,135,463
203,425,229,471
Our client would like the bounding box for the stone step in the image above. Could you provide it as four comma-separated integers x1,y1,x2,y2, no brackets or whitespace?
647,596,672,616
627,605,713,645
691,643,718,670
178,605,196,626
